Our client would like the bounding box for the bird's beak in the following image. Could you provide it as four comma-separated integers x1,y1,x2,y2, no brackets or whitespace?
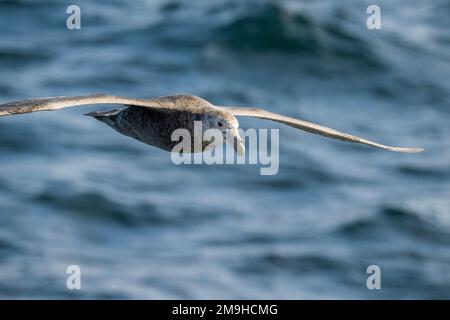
225,127,245,156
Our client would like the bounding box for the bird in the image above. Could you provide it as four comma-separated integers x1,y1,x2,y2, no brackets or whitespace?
0,93,423,154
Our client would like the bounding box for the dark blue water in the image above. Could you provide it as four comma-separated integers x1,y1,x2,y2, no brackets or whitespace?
0,0,449,299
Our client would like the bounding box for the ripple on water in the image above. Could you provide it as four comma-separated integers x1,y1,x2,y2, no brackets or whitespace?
335,205,450,245
32,191,176,227
397,164,450,179
236,252,349,276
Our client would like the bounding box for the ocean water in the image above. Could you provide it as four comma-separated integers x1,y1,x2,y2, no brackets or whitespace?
0,0,449,299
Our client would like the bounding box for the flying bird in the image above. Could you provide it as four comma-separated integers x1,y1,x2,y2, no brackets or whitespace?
0,94,423,154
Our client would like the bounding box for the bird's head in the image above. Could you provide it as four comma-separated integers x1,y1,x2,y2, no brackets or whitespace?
203,109,245,156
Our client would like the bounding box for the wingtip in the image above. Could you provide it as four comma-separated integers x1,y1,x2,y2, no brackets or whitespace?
408,147,425,153
389,146,424,153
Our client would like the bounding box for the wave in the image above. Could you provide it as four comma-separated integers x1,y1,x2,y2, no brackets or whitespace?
211,3,383,69
0,48,51,67
237,252,348,274
398,164,450,179
335,206,450,244
32,191,176,227
31,189,225,228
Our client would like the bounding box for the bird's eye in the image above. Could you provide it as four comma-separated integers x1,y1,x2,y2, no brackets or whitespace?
218,121,223,127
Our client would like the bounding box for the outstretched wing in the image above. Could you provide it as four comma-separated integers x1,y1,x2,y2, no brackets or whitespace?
0,94,175,117
221,107,423,153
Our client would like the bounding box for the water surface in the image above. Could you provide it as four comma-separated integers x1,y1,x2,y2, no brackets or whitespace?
0,0,449,299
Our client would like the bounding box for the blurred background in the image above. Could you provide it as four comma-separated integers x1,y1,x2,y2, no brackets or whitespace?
0,0,449,299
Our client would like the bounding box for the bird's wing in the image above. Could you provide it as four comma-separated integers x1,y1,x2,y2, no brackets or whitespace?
0,94,173,117
221,107,423,153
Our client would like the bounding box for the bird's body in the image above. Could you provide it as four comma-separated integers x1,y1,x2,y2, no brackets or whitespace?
87,95,239,153
0,93,423,155
118,107,192,152
94,106,214,152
